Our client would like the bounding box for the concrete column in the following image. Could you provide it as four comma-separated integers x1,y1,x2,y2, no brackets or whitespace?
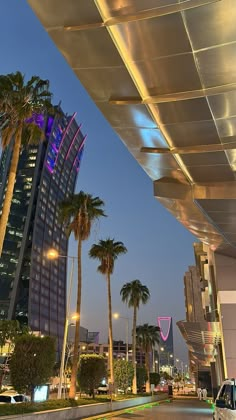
210,362,218,400
214,253,236,378
217,344,225,384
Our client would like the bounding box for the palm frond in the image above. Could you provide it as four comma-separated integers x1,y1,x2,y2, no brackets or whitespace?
0,71,53,125
136,324,160,352
120,280,150,309
89,238,127,276
22,122,45,146
58,191,106,240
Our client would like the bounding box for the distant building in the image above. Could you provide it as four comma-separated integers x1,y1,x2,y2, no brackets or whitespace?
87,331,100,344
0,107,86,353
67,325,99,346
158,316,174,372
76,339,146,367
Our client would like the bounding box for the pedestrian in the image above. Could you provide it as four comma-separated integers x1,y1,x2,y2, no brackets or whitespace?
202,388,207,400
197,387,202,400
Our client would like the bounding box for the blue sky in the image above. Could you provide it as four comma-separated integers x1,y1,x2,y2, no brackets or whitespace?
1,1,197,362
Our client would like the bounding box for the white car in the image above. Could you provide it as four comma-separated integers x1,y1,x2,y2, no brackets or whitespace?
97,384,109,394
0,391,29,404
214,379,236,419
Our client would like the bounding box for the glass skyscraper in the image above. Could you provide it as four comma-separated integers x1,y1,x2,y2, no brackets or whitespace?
158,316,174,367
0,107,85,351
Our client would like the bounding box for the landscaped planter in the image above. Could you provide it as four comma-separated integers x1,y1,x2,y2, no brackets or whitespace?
0,394,168,420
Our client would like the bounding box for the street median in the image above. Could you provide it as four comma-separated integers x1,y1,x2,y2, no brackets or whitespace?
0,394,169,420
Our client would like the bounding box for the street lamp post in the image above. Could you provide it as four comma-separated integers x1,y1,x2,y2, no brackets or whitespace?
46,249,77,399
113,313,129,362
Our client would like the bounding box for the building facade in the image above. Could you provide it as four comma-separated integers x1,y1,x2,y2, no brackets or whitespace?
77,339,146,368
157,316,174,373
177,243,224,397
0,108,85,352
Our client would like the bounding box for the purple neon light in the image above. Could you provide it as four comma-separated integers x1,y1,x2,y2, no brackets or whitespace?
25,113,44,129
46,116,54,138
45,112,77,174
53,112,77,168
157,316,172,342
46,164,53,174
73,135,87,172
66,123,82,159
76,135,87,158
46,126,63,173
25,113,54,137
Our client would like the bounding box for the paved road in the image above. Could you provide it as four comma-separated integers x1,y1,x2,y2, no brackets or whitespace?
108,398,213,420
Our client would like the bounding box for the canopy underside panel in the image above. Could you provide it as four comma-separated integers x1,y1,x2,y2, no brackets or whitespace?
28,0,236,256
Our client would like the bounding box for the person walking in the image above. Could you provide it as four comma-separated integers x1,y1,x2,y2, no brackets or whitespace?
197,387,202,400
202,388,207,400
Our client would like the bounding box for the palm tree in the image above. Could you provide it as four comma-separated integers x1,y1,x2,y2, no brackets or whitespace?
136,324,160,393
0,71,53,255
59,192,106,398
89,238,127,384
120,280,150,394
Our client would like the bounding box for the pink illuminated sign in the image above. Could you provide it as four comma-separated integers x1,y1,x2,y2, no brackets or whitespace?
157,316,172,342
66,123,82,160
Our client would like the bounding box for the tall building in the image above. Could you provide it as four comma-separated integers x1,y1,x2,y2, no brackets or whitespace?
157,316,174,369
0,108,85,352
177,243,223,397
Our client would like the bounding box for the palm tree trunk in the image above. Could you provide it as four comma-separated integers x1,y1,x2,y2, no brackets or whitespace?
145,350,150,393
107,272,114,384
0,127,22,256
69,237,82,399
31,386,35,402
132,305,137,394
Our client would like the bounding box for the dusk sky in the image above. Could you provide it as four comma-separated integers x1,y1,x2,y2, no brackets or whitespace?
1,1,197,363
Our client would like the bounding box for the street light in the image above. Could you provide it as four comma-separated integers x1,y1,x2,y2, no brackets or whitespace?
113,313,129,362
46,248,78,399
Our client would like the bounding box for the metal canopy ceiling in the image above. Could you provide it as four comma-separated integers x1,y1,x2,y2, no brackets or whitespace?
28,0,236,256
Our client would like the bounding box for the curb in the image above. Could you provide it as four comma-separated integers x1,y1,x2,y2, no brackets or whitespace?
83,398,172,419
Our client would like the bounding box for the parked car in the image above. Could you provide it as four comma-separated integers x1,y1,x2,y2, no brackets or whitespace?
214,378,236,419
97,384,109,394
0,391,29,404
117,387,131,394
